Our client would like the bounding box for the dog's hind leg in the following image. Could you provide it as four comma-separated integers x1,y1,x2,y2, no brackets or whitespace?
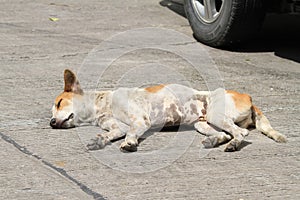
252,105,287,143
208,117,249,152
206,88,251,151
194,121,232,148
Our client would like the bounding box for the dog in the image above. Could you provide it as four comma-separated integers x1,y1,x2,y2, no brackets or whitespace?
50,69,287,152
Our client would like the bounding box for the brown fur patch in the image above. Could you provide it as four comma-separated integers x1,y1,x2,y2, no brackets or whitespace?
190,103,199,116
165,103,182,126
192,94,207,116
54,92,75,110
252,105,263,116
201,99,207,116
226,90,252,112
145,84,165,93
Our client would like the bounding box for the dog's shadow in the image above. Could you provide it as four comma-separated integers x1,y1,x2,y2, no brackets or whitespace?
110,125,191,144
110,125,184,144
110,125,252,151
237,140,252,151
139,125,189,144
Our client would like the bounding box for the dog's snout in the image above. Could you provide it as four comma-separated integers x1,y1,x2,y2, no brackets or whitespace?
50,118,56,128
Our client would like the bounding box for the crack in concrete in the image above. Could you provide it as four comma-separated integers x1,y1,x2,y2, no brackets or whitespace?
170,41,197,46
0,132,106,200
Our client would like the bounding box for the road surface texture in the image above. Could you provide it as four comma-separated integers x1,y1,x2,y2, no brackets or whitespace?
0,0,299,200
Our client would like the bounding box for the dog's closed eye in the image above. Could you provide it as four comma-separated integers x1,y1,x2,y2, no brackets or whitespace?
56,98,63,109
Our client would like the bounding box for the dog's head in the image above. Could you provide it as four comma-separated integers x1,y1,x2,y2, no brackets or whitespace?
50,69,83,129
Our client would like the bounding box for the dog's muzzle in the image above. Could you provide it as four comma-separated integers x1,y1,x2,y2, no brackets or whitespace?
50,113,74,129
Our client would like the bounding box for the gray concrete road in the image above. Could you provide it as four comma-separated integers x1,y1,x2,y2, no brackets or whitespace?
0,0,299,199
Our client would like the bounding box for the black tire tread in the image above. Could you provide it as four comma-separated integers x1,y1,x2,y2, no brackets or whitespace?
184,0,266,47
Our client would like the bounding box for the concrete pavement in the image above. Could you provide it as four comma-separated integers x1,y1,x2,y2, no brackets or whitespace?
0,1,299,199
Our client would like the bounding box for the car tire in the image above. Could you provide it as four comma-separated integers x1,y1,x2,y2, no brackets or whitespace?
184,0,266,47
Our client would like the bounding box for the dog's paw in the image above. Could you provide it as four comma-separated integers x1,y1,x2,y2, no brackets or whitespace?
274,133,287,143
120,139,138,152
86,136,107,151
224,139,240,152
202,136,219,148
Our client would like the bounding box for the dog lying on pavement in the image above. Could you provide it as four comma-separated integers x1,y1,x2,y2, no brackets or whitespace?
50,69,287,152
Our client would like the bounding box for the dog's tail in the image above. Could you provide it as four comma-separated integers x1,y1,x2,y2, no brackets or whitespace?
251,105,287,143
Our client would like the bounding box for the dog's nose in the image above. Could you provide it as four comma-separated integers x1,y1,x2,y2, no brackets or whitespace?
50,118,56,127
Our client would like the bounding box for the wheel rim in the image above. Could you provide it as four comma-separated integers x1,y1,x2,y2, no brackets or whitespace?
191,0,224,23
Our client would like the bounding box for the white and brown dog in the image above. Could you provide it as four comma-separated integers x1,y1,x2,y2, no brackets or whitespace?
50,69,287,152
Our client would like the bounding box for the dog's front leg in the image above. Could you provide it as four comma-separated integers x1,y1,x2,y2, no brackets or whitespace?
194,121,232,148
120,127,148,152
87,129,125,150
87,118,127,150
120,118,151,152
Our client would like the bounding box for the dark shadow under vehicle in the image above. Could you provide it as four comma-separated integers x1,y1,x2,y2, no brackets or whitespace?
160,0,300,63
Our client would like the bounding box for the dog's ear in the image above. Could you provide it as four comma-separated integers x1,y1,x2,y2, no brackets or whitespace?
64,69,83,94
